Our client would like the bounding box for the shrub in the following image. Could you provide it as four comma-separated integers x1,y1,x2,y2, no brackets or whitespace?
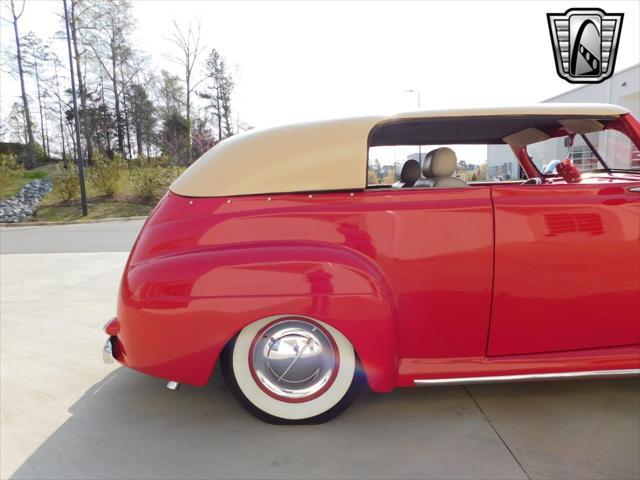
51,163,79,202
129,156,183,201
0,154,24,199
89,151,125,197
129,163,168,201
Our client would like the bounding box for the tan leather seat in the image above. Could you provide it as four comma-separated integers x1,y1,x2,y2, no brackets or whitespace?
414,147,469,188
392,159,421,188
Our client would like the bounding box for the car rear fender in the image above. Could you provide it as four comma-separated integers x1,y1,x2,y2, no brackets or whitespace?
119,242,398,392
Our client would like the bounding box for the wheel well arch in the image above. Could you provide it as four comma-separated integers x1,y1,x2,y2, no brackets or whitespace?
215,312,393,393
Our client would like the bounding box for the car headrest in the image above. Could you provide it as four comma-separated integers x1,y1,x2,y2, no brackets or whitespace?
422,147,457,177
397,159,421,183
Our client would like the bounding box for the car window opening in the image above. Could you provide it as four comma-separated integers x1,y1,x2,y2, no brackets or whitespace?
367,115,639,188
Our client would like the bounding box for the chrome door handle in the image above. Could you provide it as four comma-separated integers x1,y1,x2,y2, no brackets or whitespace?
629,186,640,192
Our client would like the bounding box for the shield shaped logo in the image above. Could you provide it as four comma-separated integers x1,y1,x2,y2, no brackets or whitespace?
547,8,623,84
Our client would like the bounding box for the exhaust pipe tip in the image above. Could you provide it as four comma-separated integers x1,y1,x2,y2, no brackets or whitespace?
102,339,115,364
166,381,180,391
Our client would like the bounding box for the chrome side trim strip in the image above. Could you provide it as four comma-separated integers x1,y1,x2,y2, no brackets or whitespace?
414,369,640,386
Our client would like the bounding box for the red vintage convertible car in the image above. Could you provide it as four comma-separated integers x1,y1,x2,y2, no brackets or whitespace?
103,104,640,423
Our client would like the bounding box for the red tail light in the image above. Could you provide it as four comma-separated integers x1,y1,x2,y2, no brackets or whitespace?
103,317,120,336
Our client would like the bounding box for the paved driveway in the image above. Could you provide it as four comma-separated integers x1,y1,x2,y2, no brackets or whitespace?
1,222,639,479
0,219,145,254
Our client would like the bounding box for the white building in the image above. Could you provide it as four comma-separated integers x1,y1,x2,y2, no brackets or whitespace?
487,63,640,180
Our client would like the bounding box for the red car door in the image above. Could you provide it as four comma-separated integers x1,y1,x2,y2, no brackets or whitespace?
488,183,640,356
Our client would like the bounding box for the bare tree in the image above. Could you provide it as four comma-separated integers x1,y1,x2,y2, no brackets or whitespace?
164,20,205,163
118,47,147,159
82,0,135,157
119,58,132,158
52,60,69,163
156,69,184,118
21,32,55,158
1,2,248,168
200,48,234,141
65,0,95,164
2,0,36,167
4,102,27,144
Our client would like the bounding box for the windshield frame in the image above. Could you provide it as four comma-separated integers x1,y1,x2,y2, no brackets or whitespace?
527,116,640,177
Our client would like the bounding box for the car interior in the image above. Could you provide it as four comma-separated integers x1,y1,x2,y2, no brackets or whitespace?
368,114,637,189
392,148,470,189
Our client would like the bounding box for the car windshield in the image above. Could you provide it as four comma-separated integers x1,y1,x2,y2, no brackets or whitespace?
528,129,640,174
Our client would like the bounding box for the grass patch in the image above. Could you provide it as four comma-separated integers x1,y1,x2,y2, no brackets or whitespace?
1,165,52,200
24,170,49,180
2,159,175,223
0,176,31,201
32,166,172,222
34,198,154,222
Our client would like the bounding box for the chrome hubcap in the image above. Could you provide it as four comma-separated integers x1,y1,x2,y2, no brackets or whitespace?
251,319,338,401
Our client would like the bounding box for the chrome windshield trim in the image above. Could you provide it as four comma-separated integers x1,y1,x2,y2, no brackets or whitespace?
414,369,640,386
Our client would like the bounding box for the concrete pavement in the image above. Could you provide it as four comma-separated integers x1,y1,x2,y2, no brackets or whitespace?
0,222,639,479
0,219,145,254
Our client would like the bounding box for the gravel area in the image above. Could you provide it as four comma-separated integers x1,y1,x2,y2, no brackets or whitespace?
0,179,52,223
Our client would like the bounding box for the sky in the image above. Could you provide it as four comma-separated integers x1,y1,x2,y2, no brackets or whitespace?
1,0,639,165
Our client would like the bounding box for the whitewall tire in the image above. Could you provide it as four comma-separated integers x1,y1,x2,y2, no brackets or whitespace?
221,315,364,424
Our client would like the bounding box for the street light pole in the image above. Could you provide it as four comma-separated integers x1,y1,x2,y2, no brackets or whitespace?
405,89,422,160
63,0,88,216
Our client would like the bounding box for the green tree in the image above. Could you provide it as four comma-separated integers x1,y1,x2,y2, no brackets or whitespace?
159,111,189,164
129,83,156,158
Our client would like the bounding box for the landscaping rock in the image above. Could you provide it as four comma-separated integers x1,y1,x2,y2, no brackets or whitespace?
0,179,52,223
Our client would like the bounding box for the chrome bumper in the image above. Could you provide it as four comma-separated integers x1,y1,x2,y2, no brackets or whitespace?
102,338,114,364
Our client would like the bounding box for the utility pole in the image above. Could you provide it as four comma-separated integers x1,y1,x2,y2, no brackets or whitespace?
63,0,88,216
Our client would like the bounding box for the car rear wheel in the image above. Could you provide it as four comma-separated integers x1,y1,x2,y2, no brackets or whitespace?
221,316,364,424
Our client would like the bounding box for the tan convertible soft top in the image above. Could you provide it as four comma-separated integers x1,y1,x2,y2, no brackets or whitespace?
170,103,629,198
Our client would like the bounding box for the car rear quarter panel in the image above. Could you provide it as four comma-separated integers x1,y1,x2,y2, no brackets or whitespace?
117,188,494,390
119,242,396,389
